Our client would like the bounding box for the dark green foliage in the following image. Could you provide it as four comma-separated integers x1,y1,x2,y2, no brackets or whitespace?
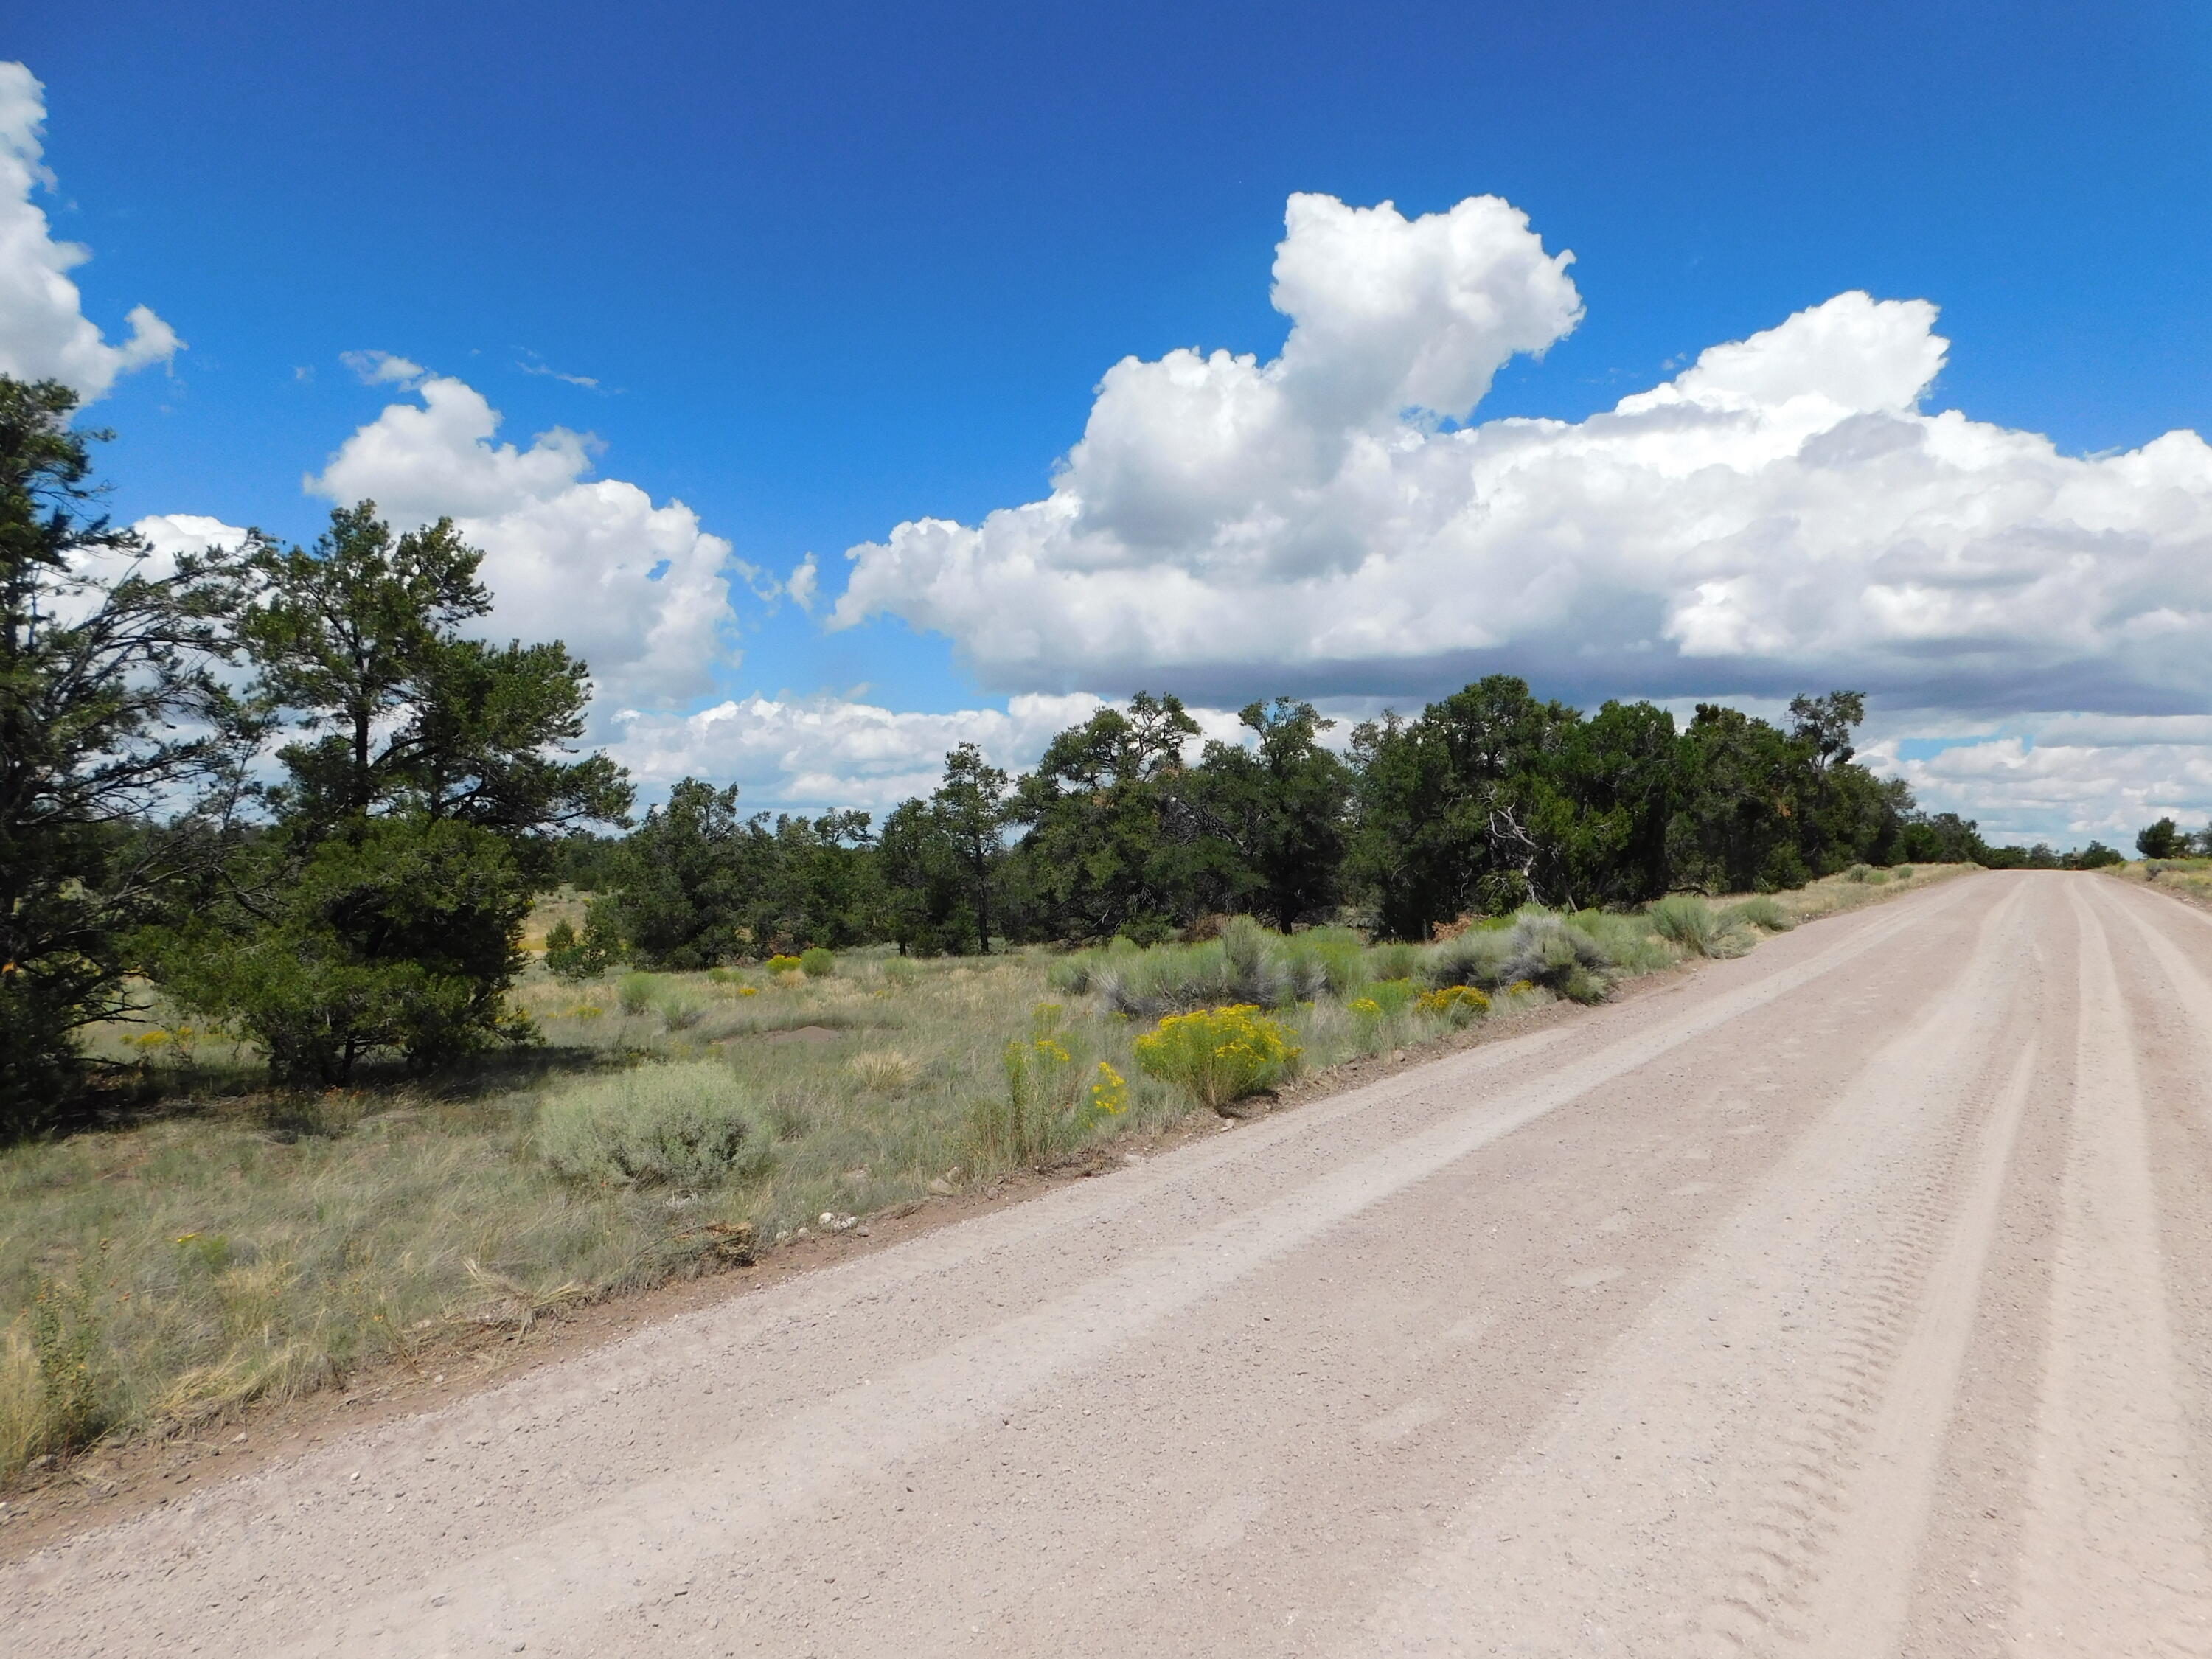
1345,680,1916,936
1345,678,1670,935
877,749,1006,956
2137,817,2188,860
758,809,884,950
2073,840,2126,869
153,504,629,1079
1665,702,1813,895
0,377,254,1136
1007,693,1203,943
543,911,622,981
591,787,885,964
548,830,625,891
1895,810,1994,865
933,744,1009,954
594,779,766,968
235,505,629,865
1183,698,1354,930
154,816,534,1082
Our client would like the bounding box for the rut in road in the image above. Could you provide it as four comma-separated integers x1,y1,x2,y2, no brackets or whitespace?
7,872,2212,1658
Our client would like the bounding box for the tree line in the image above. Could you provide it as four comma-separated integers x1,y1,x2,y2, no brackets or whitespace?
0,374,2126,1137
571,682,2108,975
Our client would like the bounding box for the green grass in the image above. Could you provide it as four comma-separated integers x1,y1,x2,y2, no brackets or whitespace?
1,864,1975,1483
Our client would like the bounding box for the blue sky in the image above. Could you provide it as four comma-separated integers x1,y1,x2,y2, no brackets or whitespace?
8,2,2212,842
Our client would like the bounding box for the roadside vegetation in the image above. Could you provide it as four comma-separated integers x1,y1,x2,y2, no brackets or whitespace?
2100,817,2212,905
1,866,1966,1482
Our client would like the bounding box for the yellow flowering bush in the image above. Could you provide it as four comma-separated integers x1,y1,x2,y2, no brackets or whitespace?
1415,984,1490,1025
765,954,804,975
975,1004,1090,1166
1133,1004,1301,1111
1089,1061,1128,1116
1347,997,1382,1018
131,1025,202,1065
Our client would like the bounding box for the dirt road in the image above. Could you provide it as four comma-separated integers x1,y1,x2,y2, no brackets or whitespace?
11,871,2212,1656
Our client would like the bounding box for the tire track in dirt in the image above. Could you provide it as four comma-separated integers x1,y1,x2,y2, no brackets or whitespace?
1790,1041,2037,1657
1341,881,2037,1656
2008,884,2212,1655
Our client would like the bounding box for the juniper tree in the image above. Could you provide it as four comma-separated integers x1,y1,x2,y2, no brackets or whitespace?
154,504,631,1081
0,377,253,1135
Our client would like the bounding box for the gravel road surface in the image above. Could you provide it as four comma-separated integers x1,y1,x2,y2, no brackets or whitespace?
10,871,2212,1656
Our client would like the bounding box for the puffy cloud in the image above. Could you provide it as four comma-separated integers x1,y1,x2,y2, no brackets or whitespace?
308,372,737,717
0,62,181,399
610,691,1253,814
832,193,2212,730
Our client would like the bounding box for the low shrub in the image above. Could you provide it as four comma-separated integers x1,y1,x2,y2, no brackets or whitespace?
970,1007,1090,1166
765,954,804,975
617,972,658,1016
1565,910,1677,976
1363,978,1421,1016
1894,866,1914,881
537,1062,773,1187
882,957,920,987
1844,863,1875,883
1133,1004,1301,1112
656,985,709,1032
1365,942,1422,982
1415,984,1490,1024
27,1279,111,1458
1085,918,1329,1019
1282,928,1366,997
1425,910,1613,1002
1721,895,1793,933
1647,895,1745,959
707,967,736,984
1088,1062,1128,1116
799,947,835,978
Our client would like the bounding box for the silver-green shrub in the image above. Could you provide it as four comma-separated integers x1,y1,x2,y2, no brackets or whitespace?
538,1062,773,1187
617,972,657,1016
1721,895,1793,933
1424,910,1614,1002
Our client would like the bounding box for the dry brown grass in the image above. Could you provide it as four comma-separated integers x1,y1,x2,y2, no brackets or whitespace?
3,869,1966,1484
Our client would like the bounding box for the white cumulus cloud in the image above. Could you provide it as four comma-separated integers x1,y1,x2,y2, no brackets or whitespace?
831,193,2212,731
0,62,181,400
609,691,1253,814
308,372,737,719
